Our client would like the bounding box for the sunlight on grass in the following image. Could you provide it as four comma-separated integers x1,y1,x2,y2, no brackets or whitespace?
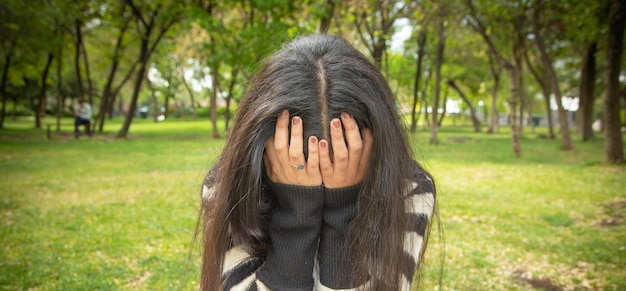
1,118,625,290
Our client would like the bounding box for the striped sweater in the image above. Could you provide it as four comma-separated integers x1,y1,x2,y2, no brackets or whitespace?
202,170,435,290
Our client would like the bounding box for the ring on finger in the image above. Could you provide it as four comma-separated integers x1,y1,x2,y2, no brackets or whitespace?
290,163,305,171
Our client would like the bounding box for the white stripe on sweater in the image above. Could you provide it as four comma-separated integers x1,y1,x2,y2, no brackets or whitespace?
405,191,435,219
404,231,424,264
223,246,253,276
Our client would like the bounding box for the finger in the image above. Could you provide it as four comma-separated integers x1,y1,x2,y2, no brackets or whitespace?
357,128,373,177
289,116,305,166
341,112,363,171
306,136,321,177
319,139,333,179
329,118,348,174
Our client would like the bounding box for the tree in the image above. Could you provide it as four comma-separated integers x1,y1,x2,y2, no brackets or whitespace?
317,0,336,33
407,1,433,134
95,4,138,133
466,0,524,157
0,38,17,129
578,42,597,141
349,0,409,69
117,0,183,138
410,26,428,133
603,0,626,164
522,37,556,139
486,53,501,134
531,0,574,150
429,14,446,145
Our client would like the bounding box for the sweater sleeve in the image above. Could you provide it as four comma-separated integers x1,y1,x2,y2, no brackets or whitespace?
220,181,325,291
317,184,361,289
316,170,437,290
400,171,436,289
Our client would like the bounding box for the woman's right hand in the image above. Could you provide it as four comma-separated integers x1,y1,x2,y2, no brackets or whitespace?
263,110,323,186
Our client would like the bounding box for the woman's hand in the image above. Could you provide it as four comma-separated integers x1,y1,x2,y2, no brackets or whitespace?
319,112,373,189
264,110,322,186
264,111,372,188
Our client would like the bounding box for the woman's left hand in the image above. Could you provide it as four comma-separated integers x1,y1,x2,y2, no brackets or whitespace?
319,112,373,189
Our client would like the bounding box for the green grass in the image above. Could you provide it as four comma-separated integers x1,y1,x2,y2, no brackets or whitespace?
1,117,625,290
412,126,626,290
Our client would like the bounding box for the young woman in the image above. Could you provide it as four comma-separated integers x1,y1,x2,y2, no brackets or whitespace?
200,34,436,291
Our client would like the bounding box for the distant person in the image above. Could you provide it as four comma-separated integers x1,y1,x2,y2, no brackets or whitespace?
74,99,92,138
199,34,437,290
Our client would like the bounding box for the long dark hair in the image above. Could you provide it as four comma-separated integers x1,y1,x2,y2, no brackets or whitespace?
201,34,431,290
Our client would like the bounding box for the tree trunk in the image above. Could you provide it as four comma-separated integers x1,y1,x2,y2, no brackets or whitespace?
80,31,94,107
542,92,556,138
0,39,16,129
523,43,555,139
209,66,221,138
429,18,445,145
466,0,521,156
421,68,432,128
105,61,137,123
181,69,197,121
117,43,149,138
543,55,573,150
508,66,522,157
97,48,121,131
56,47,63,131
603,0,626,164
448,79,481,132
164,92,171,118
117,1,179,138
318,0,335,33
487,55,500,134
35,54,54,128
411,28,427,133
579,42,597,141
532,7,574,150
438,84,448,127
95,6,131,133
145,75,159,122
224,66,240,131
513,43,527,135
74,20,85,99
371,43,386,70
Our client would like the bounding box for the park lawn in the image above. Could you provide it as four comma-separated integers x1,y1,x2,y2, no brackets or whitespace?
0,117,624,290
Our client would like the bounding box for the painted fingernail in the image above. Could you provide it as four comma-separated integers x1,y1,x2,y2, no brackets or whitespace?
332,119,341,129
292,116,301,125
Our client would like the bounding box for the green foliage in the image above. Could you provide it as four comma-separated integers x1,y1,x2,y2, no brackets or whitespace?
2,0,616,141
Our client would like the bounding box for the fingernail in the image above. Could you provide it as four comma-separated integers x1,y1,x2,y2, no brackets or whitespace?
310,136,318,143
280,110,288,117
320,140,327,148
332,119,341,129
342,112,351,120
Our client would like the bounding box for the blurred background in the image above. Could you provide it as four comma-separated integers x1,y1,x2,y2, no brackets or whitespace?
1,0,625,290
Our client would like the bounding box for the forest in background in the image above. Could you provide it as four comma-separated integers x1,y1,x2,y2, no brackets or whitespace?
0,0,624,162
